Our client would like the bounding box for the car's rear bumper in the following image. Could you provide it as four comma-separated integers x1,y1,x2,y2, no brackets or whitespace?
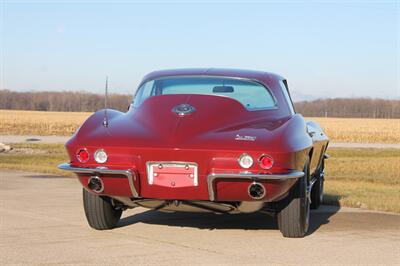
58,163,139,197
207,171,304,201
58,163,303,201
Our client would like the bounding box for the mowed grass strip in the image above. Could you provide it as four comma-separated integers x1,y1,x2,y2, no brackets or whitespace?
324,148,400,213
0,144,399,213
324,181,400,214
1,110,400,143
325,148,400,185
0,143,73,177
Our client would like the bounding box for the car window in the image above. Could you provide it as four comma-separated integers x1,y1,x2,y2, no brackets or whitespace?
132,80,154,108
133,76,276,111
279,80,295,115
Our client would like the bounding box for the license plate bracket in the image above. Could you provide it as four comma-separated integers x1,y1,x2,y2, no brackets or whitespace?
146,162,198,188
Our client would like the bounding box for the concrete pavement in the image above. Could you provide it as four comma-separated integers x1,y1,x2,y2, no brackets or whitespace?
1,169,399,265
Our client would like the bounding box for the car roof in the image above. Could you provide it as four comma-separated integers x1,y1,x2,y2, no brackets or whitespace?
140,68,284,85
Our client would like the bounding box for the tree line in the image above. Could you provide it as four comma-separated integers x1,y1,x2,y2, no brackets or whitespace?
0,90,132,112
295,98,400,118
0,89,399,118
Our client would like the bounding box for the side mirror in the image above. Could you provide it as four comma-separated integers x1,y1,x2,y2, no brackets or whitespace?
306,124,316,137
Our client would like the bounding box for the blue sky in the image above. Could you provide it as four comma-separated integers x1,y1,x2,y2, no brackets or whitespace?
1,1,399,100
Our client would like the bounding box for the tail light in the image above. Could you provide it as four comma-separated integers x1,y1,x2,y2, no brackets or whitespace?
94,149,108,163
76,148,89,163
238,153,254,169
259,155,274,169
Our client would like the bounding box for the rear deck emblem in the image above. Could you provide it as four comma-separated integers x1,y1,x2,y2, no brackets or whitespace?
172,104,196,116
235,134,257,141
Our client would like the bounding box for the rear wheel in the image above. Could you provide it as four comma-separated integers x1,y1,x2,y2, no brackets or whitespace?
311,160,325,209
83,188,122,230
277,160,310,238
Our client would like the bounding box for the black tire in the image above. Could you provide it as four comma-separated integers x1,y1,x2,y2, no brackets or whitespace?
277,160,310,238
83,188,122,230
311,160,324,209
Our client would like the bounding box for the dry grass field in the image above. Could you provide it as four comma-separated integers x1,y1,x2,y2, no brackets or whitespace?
0,110,90,136
323,148,400,213
1,110,399,143
311,117,400,144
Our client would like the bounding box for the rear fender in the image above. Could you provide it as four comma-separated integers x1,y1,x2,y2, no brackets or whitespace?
306,121,329,174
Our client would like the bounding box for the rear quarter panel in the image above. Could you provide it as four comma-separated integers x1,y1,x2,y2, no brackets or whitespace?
306,121,329,174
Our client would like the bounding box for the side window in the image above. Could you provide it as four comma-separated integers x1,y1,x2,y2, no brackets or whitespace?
279,80,295,115
132,80,155,108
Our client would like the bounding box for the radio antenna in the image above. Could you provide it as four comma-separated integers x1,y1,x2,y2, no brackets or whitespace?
103,76,109,127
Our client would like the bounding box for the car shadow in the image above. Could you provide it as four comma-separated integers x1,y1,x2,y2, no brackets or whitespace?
308,204,340,235
119,210,278,230
118,201,340,235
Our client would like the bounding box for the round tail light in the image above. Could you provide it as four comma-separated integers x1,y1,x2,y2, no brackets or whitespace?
76,148,89,163
238,153,254,169
259,155,274,169
94,149,108,164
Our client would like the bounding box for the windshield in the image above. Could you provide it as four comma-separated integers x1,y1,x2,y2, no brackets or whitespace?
133,76,276,110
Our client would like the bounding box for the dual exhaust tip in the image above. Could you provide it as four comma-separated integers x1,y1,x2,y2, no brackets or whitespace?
248,182,266,200
88,176,104,193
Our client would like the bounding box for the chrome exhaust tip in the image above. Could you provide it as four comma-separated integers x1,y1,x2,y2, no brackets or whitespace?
248,182,266,200
88,176,104,193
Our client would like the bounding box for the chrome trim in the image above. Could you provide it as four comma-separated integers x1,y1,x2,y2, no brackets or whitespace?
206,171,304,201
93,149,108,164
58,163,139,197
238,153,254,169
88,176,104,193
235,134,257,141
146,161,198,186
172,103,196,116
258,154,274,170
134,75,279,111
76,147,89,163
247,182,266,200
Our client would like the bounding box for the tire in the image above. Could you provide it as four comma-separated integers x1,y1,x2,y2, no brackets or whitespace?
311,160,324,209
83,188,122,230
277,160,310,238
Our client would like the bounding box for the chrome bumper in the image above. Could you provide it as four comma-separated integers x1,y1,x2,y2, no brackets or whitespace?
57,163,139,197
207,171,304,201
59,163,303,201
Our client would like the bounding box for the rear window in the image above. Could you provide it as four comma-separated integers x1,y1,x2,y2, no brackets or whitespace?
133,76,276,110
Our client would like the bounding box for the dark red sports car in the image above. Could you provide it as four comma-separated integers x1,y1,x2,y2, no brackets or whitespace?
59,68,329,238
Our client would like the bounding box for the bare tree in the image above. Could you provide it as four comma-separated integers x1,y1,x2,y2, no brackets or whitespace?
0,90,132,112
294,98,400,118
